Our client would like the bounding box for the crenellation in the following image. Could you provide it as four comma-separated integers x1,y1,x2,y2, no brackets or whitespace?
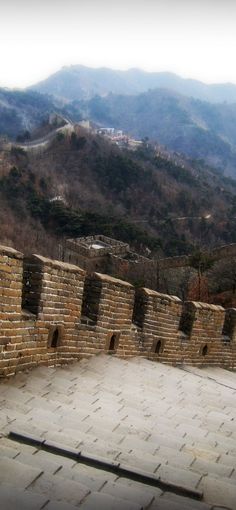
0,243,236,377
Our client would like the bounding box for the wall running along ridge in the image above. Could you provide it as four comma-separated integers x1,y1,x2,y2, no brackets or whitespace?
0,244,236,378
157,243,236,297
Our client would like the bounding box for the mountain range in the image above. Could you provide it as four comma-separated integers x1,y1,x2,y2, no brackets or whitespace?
75,88,236,175
2,65,236,177
30,65,236,104
1,65,236,300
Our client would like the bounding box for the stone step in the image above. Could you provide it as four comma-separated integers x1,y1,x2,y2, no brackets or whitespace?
23,395,63,412
155,446,195,470
44,501,79,510
150,491,211,510
28,471,91,506
0,436,37,458
0,397,32,415
4,433,202,502
0,456,43,489
79,491,142,510
85,424,125,445
0,482,48,510
191,457,234,479
147,432,185,451
55,414,97,434
58,461,117,492
2,436,200,509
199,475,236,508
0,481,82,510
183,440,235,462
155,464,202,494
99,479,155,508
13,450,66,476
9,423,123,457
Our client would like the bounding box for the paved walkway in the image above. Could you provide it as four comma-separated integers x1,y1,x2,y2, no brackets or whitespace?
0,355,236,509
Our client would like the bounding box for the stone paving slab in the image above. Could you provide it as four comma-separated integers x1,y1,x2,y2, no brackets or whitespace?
218,452,236,465
0,440,21,459
156,464,202,493
199,476,236,509
0,483,48,510
0,436,37,454
153,492,212,510
14,450,64,475
1,355,236,509
0,457,43,488
154,446,195,469
79,440,122,461
58,462,117,491
23,396,62,412
190,457,234,478
28,472,91,506
114,477,163,500
42,429,82,448
100,479,155,507
56,413,96,432
86,424,125,444
117,451,161,473
79,491,142,510
44,502,79,510
182,444,220,463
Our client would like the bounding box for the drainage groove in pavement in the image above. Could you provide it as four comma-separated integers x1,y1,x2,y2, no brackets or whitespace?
8,429,203,501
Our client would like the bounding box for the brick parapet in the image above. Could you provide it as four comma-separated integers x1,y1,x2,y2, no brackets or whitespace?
176,301,231,366
0,244,236,377
82,272,134,329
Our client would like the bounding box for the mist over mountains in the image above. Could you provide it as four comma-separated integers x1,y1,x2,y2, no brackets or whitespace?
2,65,236,177
30,65,236,104
77,88,236,176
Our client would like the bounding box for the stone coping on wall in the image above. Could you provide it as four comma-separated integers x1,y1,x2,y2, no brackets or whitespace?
141,287,181,302
158,242,236,271
158,255,189,269
185,301,224,311
109,252,151,263
30,253,86,274
0,244,23,259
93,271,133,287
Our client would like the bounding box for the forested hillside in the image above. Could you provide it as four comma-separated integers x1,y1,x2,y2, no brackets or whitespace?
1,128,236,259
75,89,236,177
0,88,56,139
2,78,236,179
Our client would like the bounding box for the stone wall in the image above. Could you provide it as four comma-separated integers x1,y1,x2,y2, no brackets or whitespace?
0,243,236,378
107,255,157,290
64,236,157,290
157,243,236,298
133,289,183,363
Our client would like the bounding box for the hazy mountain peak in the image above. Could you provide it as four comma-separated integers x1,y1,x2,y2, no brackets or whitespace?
29,65,236,104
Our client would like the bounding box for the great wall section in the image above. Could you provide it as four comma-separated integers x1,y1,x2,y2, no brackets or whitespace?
1,243,236,378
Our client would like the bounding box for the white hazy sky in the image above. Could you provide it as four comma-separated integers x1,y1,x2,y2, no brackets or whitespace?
1,0,236,88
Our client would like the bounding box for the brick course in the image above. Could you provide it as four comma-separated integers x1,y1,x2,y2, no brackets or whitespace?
0,244,236,377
